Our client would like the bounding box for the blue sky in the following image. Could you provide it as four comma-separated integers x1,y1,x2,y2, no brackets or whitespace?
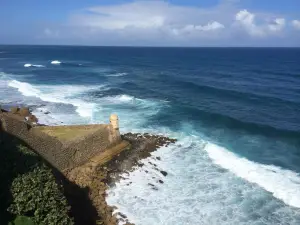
1,0,300,46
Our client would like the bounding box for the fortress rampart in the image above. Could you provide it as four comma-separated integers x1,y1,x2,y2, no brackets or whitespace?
0,108,126,171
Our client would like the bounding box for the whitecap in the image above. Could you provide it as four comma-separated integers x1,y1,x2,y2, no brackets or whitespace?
106,72,128,77
100,94,135,103
204,142,300,208
24,63,45,68
106,133,300,225
7,79,104,118
51,60,61,65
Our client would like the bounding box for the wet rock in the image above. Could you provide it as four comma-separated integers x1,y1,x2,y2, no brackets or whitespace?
119,212,127,219
64,132,176,225
160,170,168,176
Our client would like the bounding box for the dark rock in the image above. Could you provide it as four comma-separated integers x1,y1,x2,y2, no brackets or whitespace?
119,213,127,219
160,170,168,176
158,180,164,184
156,157,161,160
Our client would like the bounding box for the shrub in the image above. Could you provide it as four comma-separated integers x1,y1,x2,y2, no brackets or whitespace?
8,164,73,225
9,216,35,225
0,134,73,225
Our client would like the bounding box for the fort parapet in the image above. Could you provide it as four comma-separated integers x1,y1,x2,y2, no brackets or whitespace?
0,108,129,171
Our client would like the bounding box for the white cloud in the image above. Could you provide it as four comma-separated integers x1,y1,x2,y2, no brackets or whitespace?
235,9,264,37
173,21,225,36
44,28,59,38
196,21,225,31
69,1,231,36
36,1,299,46
268,18,285,32
292,20,300,30
235,10,286,37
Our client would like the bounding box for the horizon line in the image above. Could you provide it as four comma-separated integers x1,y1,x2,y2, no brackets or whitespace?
0,44,300,48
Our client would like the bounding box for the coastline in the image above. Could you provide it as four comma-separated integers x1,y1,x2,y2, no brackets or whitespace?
64,132,176,225
1,106,177,225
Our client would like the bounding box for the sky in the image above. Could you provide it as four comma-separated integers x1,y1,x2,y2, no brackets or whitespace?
0,0,300,46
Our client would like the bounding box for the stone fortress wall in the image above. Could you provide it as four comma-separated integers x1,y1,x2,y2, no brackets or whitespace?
0,107,123,171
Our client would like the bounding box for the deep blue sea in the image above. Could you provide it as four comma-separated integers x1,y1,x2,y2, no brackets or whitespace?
1,46,300,225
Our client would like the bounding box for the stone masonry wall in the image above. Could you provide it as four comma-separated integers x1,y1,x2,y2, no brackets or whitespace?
0,113,122,171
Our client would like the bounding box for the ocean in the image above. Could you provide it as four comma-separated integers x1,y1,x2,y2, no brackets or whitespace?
1,46,300,225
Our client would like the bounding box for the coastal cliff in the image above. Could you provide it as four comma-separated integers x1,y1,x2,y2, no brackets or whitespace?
0,107,176,225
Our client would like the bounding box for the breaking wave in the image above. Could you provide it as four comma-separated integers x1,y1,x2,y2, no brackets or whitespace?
204,142,300,208
7,79,102,118
51,60,61,65
107,131,300,225
106,73,128,77
24,63,45,68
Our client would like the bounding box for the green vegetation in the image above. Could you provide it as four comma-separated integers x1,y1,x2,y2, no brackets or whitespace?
9,216,34,225
0,132,73,225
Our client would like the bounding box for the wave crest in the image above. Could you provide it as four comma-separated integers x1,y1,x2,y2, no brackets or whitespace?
51,60,61,65
24,63,45,68
106,73,127,77
7,79,105,118
205,142,300,208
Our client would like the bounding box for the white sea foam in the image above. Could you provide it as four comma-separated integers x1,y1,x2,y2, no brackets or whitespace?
51,60,61,65
204,142,300,208
24,63,45,68
102,94,135,103
107,133,300,225
90,94,166,130
7,80,102,118
5,72,300,224
106,72,127,77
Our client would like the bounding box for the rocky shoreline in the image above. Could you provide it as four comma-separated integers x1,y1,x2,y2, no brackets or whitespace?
64,132,176,225
1,105,177,224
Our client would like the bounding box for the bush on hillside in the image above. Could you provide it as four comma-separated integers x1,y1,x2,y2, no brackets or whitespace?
8,164,73,225
9,216,35,225
0,134,73,225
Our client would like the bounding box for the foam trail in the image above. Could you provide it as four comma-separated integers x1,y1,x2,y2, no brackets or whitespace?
205,142,300,208
8,80,100,118
106,72,127,77
51,60,61,65
102,94,135,103
24,63,45,68
106,132,300,225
